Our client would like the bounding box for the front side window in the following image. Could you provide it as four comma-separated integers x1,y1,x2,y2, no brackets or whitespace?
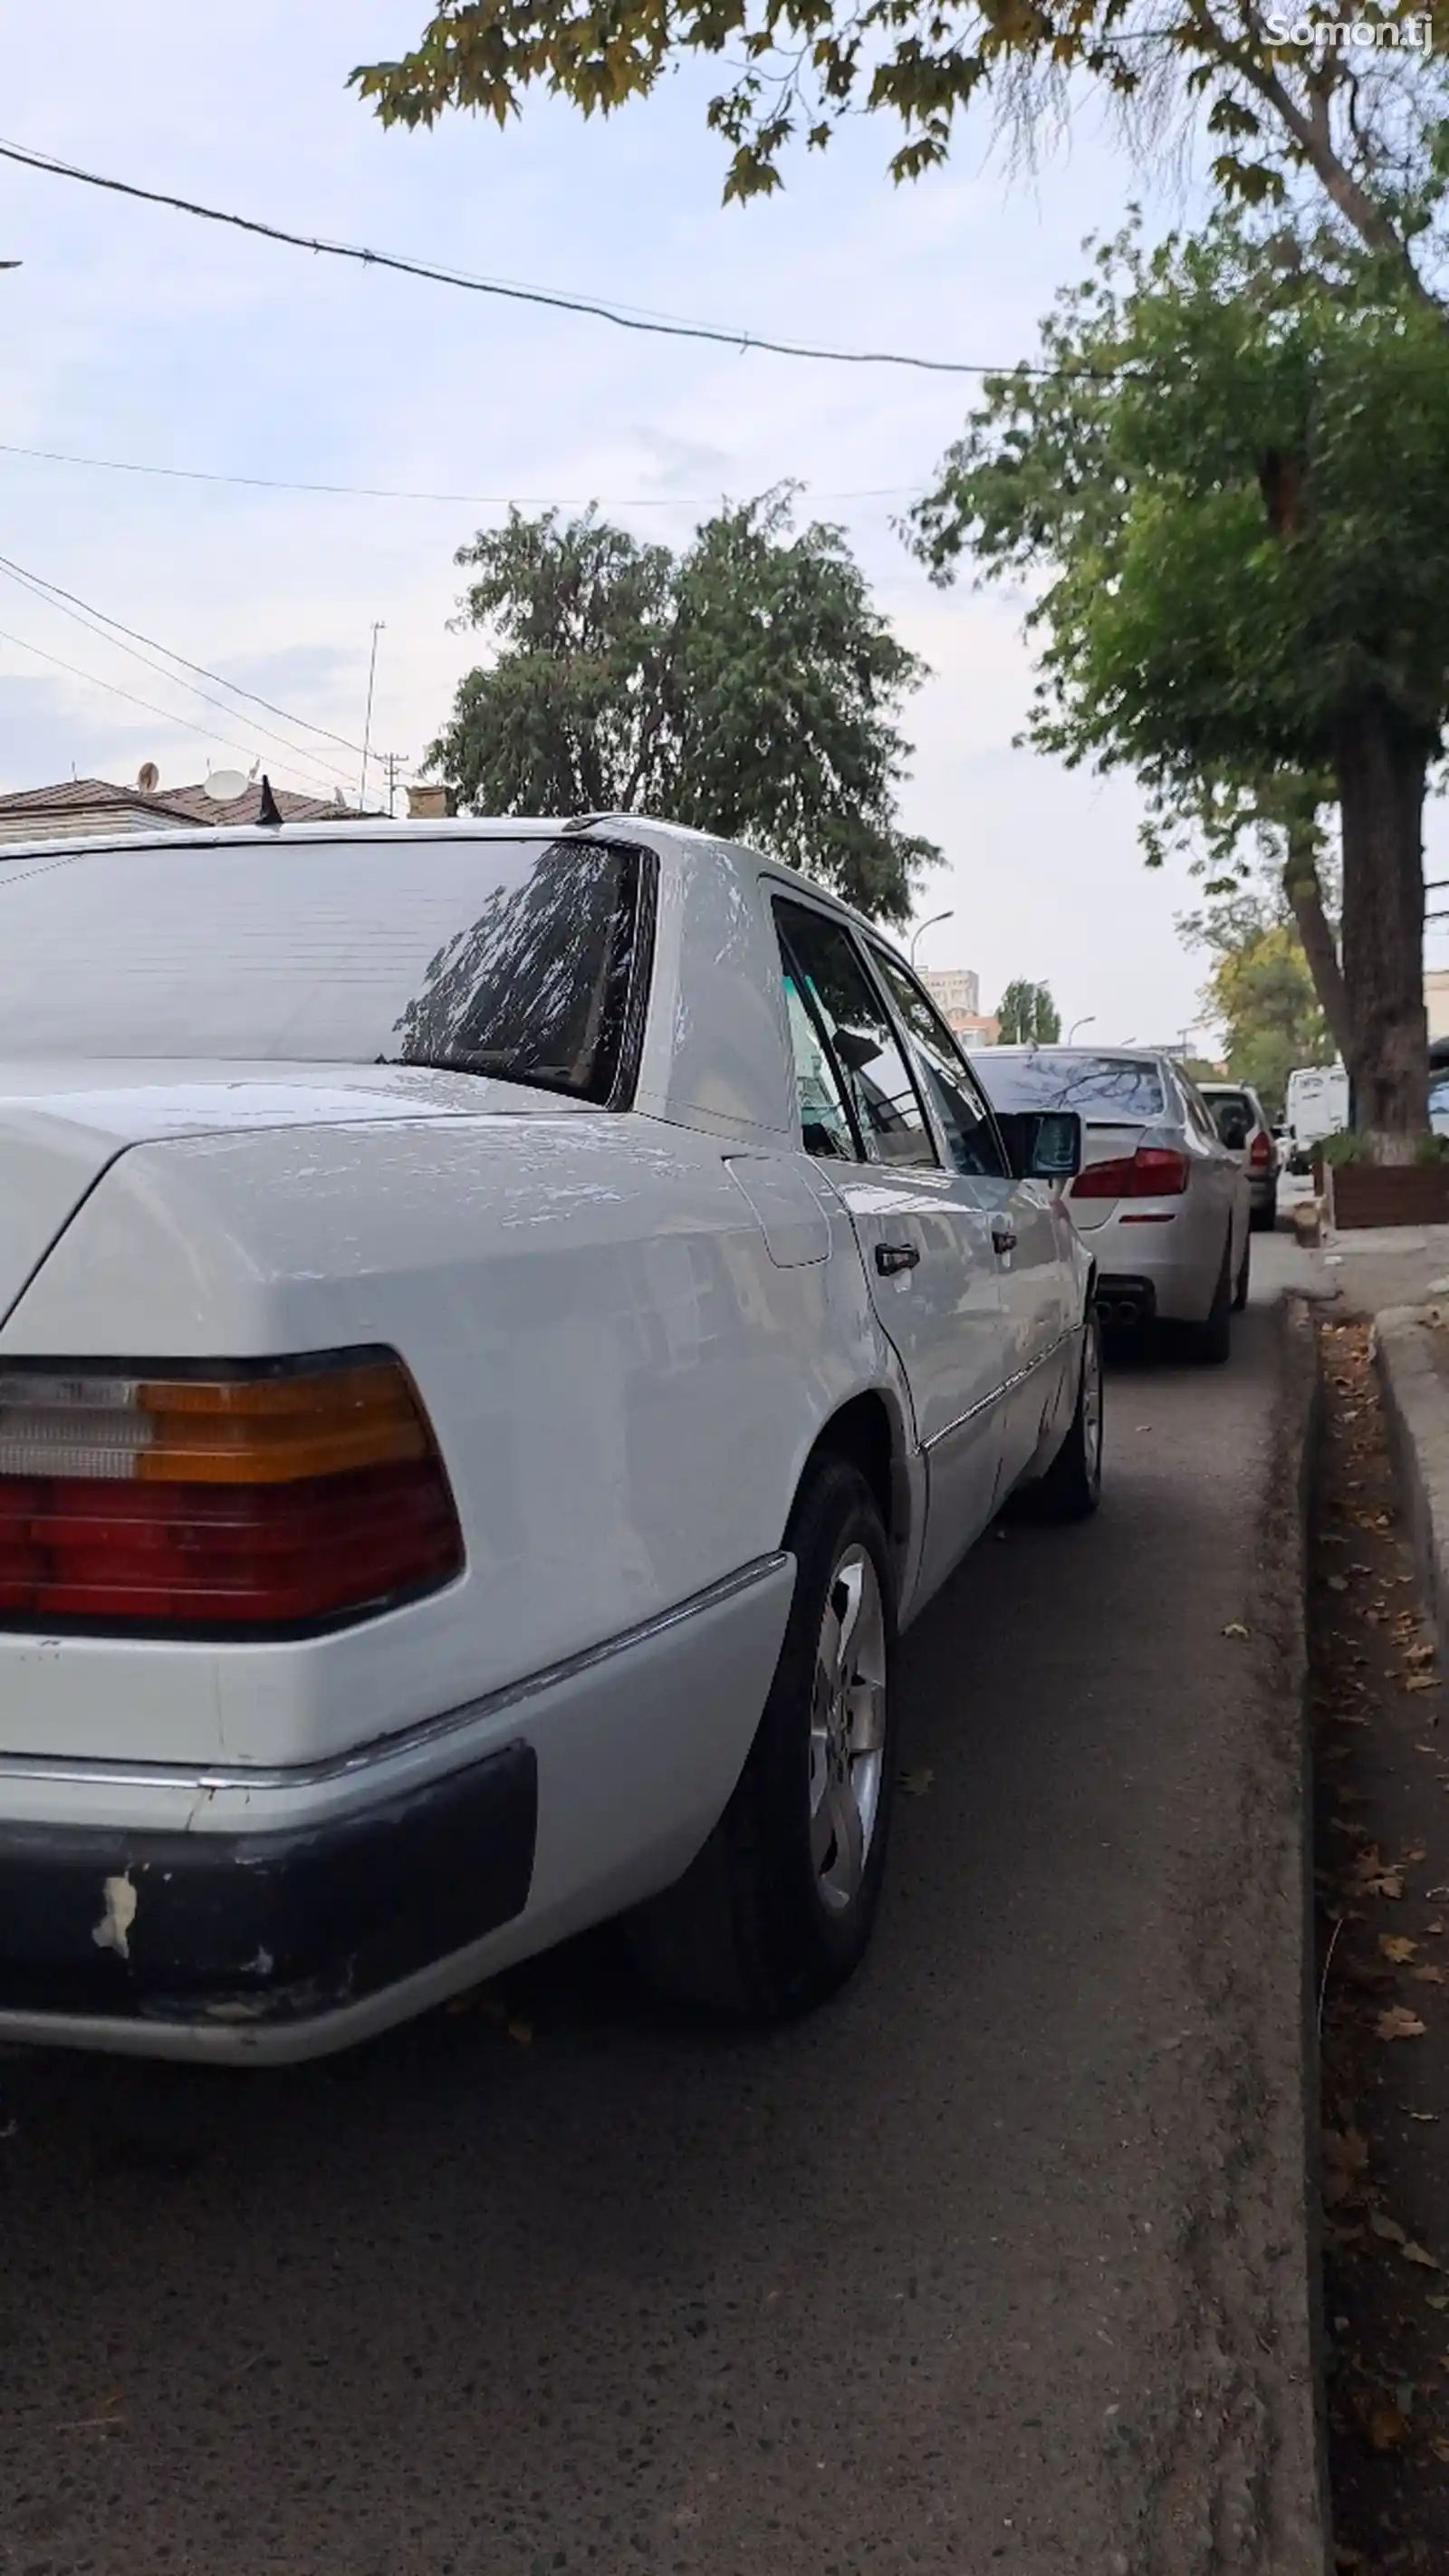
870,949,1009,1179
774,900,936,1169
0,833,648,1106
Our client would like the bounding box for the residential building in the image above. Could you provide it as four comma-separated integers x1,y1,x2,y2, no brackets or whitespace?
922,966,1000,1051
1426,970,1449,1043
0,769,359,846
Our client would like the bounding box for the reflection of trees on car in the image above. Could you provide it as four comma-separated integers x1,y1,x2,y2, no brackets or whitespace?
388,841,638,1101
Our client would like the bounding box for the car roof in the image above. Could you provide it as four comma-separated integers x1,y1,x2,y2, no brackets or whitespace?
0,809,893,944
984,1044,1169,1065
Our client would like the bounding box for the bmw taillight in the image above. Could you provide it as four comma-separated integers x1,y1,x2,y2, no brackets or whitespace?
1071,1148,1190,1199
0,1351,464,1633
1249,1130,1271,1169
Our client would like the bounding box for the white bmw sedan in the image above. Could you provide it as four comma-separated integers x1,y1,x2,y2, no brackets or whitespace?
0,818,1100,2061
975,1047,1251,1358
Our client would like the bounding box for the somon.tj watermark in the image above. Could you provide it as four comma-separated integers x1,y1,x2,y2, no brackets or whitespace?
1265,8,1434,45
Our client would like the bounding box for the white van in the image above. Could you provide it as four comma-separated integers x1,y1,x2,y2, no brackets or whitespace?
1283,1063,1349,1171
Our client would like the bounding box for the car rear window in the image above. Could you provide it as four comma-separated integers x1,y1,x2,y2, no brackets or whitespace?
0,833,648,1105
1203,1088,1252,1119
977,1052,1166,1120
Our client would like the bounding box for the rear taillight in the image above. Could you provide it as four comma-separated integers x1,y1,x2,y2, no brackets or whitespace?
0,1352,464,1632
1249,1130,1271,1169
1071,1148,1190,1200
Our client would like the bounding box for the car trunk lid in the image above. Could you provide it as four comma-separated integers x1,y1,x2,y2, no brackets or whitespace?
0,1059,587,1325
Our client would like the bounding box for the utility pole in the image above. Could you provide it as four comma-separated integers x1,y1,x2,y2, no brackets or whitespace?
359,621,385,812
380,752,408,818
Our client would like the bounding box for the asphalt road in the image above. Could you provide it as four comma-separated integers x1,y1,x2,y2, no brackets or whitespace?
0,1237,1320,2576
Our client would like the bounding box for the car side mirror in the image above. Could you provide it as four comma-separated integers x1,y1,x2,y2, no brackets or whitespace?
994,1109,1082,1182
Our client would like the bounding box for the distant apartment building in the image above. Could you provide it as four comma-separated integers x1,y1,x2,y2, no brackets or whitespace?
922,966,1000,1051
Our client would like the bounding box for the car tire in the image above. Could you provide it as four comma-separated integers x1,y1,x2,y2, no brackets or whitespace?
1188,1232,1234,1364
1250,1194,1277,1234
1232,1225,1252,1311
1020,1309,1103,1523
626,1457,897,2023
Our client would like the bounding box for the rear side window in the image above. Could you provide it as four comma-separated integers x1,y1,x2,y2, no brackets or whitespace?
869,949,1008,1179
780,971,859,1160
979,1053,1166,1120
774,901,936,1169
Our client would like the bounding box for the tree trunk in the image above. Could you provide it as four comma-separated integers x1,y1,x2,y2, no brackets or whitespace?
1335,696,1430,1163
1281,822,1351,1063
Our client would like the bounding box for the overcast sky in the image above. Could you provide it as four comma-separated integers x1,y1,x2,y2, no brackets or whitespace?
3,2,1444,1043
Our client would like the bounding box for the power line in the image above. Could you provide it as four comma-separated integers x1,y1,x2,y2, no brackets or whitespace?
0,622,349,802
0,436,921,510
0,538,368,752
0,134,1101,380
0,553,360,788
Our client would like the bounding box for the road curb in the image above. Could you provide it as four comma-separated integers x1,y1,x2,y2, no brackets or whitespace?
1137,1297,1330,2571
1281,1295,1335,2576
1374,1305,1449,1656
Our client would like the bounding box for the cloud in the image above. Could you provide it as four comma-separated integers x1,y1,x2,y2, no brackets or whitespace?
0,0,1218,1029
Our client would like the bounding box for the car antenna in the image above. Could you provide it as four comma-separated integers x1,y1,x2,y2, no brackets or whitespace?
255,774,283,829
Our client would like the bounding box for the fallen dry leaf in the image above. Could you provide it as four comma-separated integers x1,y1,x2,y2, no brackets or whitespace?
1412,1964,1448,1985
1404,2242,1441,2270
1366,2401,1411,2452
1223,1622,1250,1639
1380,1937,1419,1964
899,1767,935,1798
1432,2436,1449,2465
1377,2006,1428,2041
1370,2208,1407,2244
1404,1675,1438,1694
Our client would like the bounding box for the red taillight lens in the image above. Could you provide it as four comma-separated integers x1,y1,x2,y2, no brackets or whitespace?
1071,1148,1190,1200
1249,1130,1271,1169
0,1354,464,1631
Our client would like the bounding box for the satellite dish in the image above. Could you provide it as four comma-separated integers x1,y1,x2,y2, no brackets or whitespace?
204,769,249,803
137,762,159,792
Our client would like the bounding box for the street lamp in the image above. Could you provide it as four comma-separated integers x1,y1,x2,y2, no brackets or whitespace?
910,909,954,970
1065,1014,1096,1044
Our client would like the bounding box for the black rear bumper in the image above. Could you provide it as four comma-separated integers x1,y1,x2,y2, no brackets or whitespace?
0,1742,537,2027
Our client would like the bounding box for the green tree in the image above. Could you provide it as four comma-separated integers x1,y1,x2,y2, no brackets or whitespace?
351,0,1449,294
1206,923,1331,1116
997,979,1061,1043
908,216,1449,1156
1179,854,1335,1113
427,490,939,924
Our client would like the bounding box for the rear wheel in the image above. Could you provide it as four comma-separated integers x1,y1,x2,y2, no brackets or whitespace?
1022,1309,1103,1522
1232,1224,1252,1311
1249,1193,1278,1234
1188,1231,1234,1365
627,1457,897,2021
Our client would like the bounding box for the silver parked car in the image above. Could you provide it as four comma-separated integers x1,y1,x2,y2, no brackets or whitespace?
1198,1081,1279,1230
975,1049,1252,1360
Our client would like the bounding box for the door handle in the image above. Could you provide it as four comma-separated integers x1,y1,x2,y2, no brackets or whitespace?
875,1241,919,1277
992,1221,1018,1255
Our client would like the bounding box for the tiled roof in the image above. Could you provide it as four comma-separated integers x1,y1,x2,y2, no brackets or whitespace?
0,775,357,842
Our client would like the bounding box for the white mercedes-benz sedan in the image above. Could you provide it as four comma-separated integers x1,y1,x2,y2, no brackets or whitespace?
0,817,1100,2062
